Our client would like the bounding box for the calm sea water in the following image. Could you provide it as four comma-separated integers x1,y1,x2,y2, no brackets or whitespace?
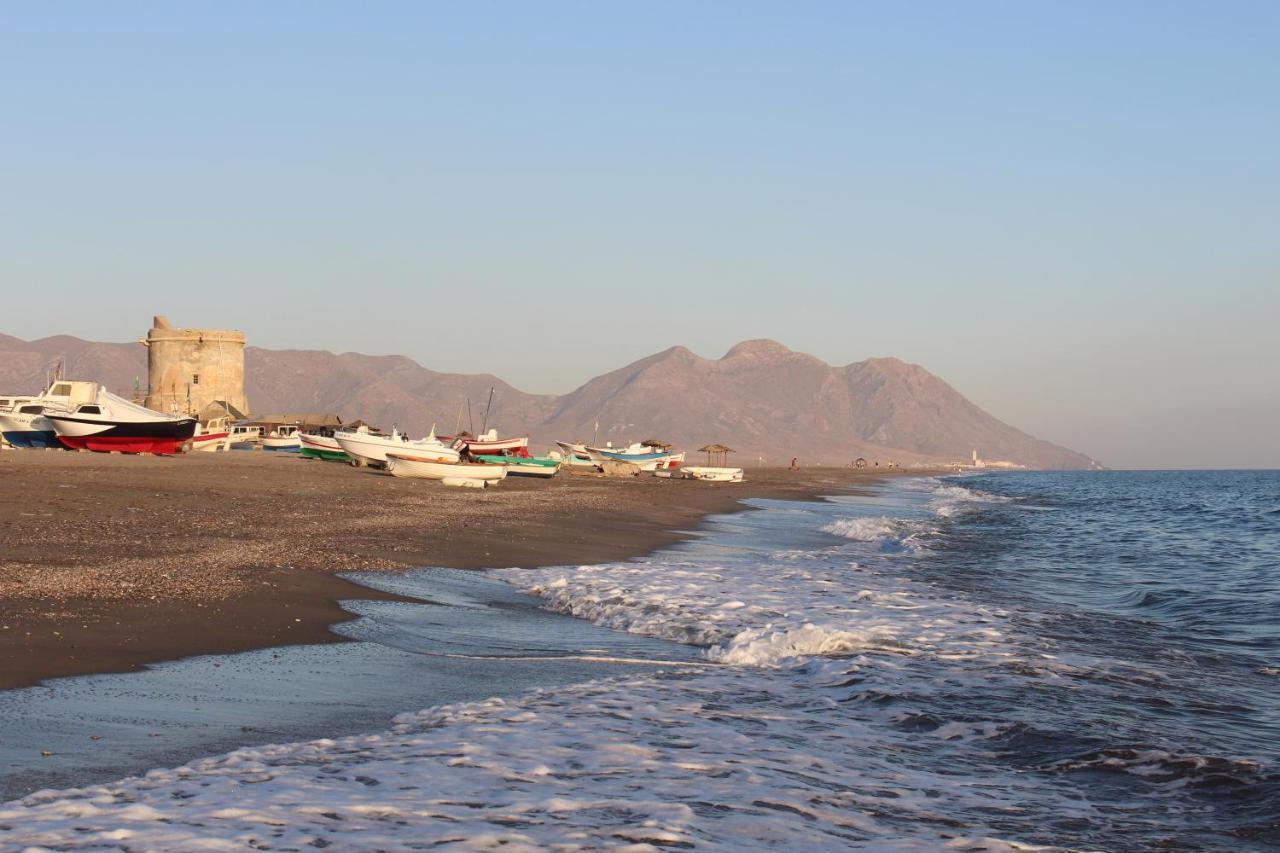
3,471,1277,850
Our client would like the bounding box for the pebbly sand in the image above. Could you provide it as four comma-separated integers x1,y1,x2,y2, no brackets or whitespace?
0,450,920,689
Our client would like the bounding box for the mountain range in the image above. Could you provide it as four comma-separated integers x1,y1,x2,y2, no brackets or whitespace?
0,332,1097,468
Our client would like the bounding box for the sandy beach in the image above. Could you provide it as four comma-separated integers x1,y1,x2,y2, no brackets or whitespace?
0,451,917,689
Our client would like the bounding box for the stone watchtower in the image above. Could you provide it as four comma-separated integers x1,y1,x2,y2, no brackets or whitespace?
141,316,249,418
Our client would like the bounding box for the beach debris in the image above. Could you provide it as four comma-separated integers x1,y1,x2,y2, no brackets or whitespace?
600,460,641,478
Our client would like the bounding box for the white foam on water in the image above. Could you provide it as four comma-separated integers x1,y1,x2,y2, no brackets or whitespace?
0,668,1090,850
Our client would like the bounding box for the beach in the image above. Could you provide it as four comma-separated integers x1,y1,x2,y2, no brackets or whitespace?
0,451,900,689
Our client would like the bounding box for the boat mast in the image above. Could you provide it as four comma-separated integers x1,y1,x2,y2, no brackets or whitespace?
480,386,495,435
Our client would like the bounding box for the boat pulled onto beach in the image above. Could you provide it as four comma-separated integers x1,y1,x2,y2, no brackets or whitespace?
584,441,684,471
447,428,529,456
471,453,561,478
335,426,460,468
44,384,196,454
261,425,302,452
386,453,509,486
0,397,61,449
299,431,349,461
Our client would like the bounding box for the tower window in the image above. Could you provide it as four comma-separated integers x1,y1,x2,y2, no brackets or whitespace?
192,374,200,385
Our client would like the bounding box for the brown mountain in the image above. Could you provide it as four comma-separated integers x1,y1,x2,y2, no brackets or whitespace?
0,333,1097,468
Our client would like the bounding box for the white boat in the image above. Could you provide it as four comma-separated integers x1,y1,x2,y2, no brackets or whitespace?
553,441,597,467
0,380,100,449
0,398,55,448
335,426,461,467
585,442,682,471
451,428,529,456
229,424,264,446
386,453,508,483
192,416,234,452
45,385,196,454
681,466,744,482
262,425,302,452
299,431,348,461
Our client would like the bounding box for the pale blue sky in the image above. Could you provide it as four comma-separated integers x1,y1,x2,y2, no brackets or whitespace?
2,3,1277,468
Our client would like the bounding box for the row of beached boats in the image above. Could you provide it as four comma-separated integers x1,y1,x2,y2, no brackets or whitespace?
1,379,746,486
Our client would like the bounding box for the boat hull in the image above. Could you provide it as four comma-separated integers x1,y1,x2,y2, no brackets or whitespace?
682,466,744,482
593,449,677,471
57,434,190,454
262,438,302,452
473,454,560,478
457,436,529,455
300,446,349,461
300,433,349,461
191,431,232,452
48,414,196,455
0,411,65,449
1,429,63,449
386,454,508,482
335,433,460,465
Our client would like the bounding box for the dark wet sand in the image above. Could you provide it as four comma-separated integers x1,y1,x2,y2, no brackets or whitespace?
0,451,936,688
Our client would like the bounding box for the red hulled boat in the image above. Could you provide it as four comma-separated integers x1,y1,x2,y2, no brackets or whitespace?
46,386,197,454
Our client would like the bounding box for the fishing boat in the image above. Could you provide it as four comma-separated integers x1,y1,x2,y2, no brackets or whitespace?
553,440,597,467
45,385,196,454
300,431,349,461
681,466,745,482
585,441,682,471
385,453,508,484
191,416,234,452
335,426,460,467
229,424,264,447
0,399,60,448
472,453,561,478
681,445,742,481
450,428,529,456
0,380,100,449
262,425,302,452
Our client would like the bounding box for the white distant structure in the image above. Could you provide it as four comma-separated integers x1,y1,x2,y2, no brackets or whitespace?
970,448,1024,470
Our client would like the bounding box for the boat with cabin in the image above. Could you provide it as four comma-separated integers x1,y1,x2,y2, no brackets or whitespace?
0,396,59,449
191,416,234,452
45,384,196,454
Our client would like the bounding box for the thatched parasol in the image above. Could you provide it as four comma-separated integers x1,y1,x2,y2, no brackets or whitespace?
640,438,672,449
698,444,736,466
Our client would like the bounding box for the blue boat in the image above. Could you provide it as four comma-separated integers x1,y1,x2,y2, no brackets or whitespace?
586,441,682,471
0,401,66,449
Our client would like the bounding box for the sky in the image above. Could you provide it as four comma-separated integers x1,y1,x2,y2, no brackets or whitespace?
2,2,1277,468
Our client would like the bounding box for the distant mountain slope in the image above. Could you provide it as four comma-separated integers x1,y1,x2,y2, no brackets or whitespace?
0,333,1097,468
243,348,556,437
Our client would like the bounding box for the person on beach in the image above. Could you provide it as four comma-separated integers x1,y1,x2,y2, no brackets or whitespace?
790,457,799,470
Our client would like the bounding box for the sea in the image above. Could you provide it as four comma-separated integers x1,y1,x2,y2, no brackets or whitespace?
1,471,1277,850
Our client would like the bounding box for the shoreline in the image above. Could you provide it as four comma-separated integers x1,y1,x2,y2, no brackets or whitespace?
0,452,944,689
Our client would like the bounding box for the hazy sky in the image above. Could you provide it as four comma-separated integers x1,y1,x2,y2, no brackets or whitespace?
2,3,1276,468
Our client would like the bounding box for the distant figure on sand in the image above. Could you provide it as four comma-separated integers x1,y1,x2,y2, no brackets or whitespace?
789,457,799,470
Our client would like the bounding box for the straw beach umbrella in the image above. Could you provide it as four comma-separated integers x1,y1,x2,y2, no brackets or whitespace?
698,444,735,466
